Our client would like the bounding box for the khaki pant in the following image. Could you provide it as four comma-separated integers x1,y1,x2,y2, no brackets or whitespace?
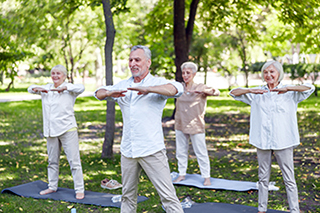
121,150,183,213
46,130,84,193
175,130,210,178
257,147,299,213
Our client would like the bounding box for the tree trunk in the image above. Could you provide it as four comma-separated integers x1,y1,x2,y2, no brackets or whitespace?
174,0,188,83
174,0,199,83
236,30,249,88
5,80,13,92
101,0,116,159
171,0,199,120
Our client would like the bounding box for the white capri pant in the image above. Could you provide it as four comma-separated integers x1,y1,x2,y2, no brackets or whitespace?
175,130,210,178
46,130,84,193
257,147,299,213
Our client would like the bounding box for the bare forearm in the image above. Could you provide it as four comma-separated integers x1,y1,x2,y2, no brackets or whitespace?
286,85,311,92
148,84,178,96
95,89,109,100
230,88,250,96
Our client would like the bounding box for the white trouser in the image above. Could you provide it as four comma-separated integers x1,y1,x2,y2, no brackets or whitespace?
175,130,210,178
46,130,84,193
257,147,299,213
121,150,183,213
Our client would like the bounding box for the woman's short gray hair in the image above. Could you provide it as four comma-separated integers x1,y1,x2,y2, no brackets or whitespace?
261,60,284,82
51,64,67,76
131,45,151,60
181,62,198,73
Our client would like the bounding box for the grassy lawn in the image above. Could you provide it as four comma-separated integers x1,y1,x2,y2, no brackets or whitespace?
0,87,319,212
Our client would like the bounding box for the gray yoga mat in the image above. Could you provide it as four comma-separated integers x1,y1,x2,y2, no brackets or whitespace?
1,180,148,208
171,172,279,191
183,202,287,213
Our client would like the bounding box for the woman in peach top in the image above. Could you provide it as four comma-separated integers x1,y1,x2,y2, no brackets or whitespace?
173,62,220,186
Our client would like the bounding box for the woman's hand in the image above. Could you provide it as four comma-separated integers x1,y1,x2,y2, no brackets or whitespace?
51,86,67,93
32,87,49,93
270,87,288,94
230,88,268,96
189,90,207,97
248,89,268,94
271,85,311,94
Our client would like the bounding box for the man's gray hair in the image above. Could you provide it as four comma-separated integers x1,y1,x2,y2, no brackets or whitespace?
51,64,67,76
131,45,151,60
261,60,284,82
181,62,198,73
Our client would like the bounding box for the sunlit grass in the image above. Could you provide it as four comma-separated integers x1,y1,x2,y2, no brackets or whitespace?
0,87,320,212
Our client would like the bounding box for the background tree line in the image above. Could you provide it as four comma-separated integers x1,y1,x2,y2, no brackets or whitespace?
1,0,320,89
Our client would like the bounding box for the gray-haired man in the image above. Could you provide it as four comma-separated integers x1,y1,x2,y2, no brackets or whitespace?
95,45,184,213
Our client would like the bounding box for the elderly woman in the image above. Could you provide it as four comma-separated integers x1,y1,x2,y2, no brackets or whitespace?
173,62,220,186
230,60,314,213
28,65,85,199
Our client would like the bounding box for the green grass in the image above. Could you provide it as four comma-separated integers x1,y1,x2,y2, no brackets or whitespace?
0,87,320,212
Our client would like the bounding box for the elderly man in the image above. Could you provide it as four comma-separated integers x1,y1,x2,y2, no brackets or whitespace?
95,45,184,213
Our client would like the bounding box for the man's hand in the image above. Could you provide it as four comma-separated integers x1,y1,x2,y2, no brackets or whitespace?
108,90,127,97
96,89,127,100
128,86,149,95
128,84,177,96
32,87,49,93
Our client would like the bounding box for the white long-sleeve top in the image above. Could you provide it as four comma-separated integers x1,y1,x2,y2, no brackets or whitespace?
28,82,84,137
94,73,183,158
229,83,314,150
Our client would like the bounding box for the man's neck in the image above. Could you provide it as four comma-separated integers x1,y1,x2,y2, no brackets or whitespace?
133,72,149,83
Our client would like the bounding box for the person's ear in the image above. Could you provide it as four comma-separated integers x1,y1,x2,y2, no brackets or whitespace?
147,59,151,69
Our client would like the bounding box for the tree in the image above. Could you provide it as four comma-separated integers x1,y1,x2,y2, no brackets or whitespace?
0,2,33,90
95,0,128,159
173,0,199,83
189,31,243,90
143,0,176,79
1,0,105,85
101,0,116,159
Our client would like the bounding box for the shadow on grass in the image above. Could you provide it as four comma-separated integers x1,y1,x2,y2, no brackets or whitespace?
0,95,320,212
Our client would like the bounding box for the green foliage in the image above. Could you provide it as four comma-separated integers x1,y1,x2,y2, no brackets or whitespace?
144,0,175,78
281,63,320,82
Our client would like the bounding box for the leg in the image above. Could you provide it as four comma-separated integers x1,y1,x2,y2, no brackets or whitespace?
190,133,211,185
46,136,61,192
175,130,189,180
121,155,142,213
274,147,299,213
140,150,183,213
60,131,85,196
257,149,272,213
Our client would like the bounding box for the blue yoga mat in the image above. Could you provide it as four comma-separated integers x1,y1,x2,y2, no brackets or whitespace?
171,172,279,191
183,202,287,213
1,180,148,208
